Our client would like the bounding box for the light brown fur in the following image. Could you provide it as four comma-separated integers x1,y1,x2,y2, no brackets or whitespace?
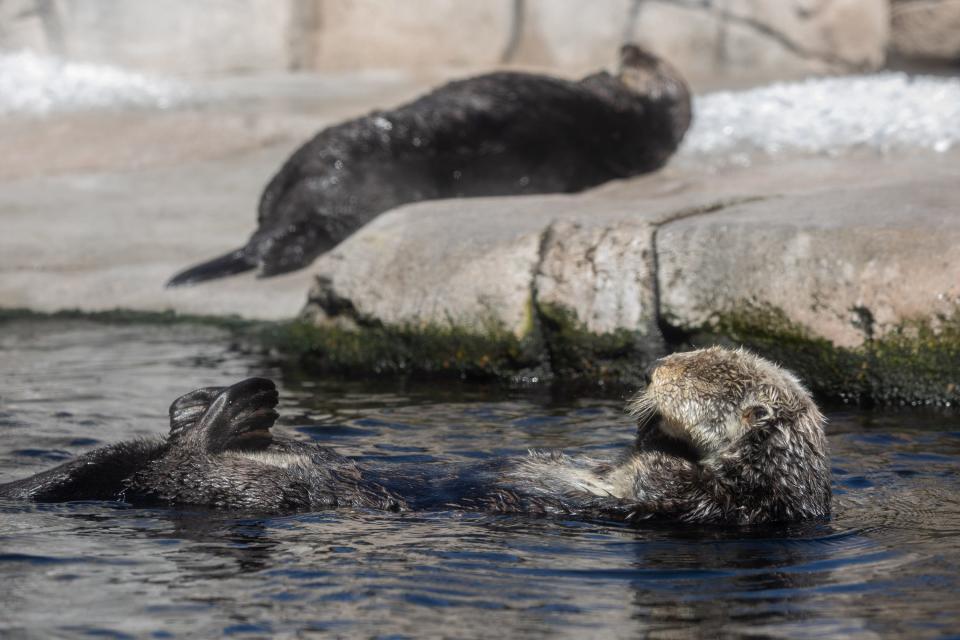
501,347,831,524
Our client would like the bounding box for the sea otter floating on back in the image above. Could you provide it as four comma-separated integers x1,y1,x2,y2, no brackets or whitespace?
168,45,691,285
0,348,831,525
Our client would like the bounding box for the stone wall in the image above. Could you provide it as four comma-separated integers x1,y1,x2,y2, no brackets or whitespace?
4,0,946,87
0,0,301,75
890,0,960,62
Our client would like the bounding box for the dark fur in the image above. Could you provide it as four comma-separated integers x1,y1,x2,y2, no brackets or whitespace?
168,45,691,285
0,349,831,525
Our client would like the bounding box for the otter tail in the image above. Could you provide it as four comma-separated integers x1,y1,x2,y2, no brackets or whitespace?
166,248,256,287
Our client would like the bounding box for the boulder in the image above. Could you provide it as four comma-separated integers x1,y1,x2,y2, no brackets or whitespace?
891,0,960,61
658,176,960,348
304,193,665,343
301,152,960,400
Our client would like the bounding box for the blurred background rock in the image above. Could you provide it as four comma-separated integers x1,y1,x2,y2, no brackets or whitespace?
0,0,956,88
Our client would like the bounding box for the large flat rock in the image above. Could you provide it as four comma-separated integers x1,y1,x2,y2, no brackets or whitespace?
300,151,960,398
306,151,960,341
305,192,668,341
657,175,960,348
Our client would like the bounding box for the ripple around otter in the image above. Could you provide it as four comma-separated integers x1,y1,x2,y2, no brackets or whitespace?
1,320,959,638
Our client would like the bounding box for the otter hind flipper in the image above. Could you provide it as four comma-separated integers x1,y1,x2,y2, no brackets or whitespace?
168,386,226,442
166,248,256,287
190,378,280,454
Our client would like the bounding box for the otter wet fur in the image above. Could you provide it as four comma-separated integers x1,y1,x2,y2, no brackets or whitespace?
0,348,830,525
167,45,691,285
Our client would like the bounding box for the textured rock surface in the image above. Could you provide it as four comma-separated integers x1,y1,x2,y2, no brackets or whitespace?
627,0,889,84
313,0,514,70
535,220,657,337
304,194,666,341
0,0,300,76
891,0,960,60
0,0,891,87
298,150,960,398
305,152,960,344
657,176,960,348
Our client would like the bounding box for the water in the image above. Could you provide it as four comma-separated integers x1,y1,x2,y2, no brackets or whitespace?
1,320,959,638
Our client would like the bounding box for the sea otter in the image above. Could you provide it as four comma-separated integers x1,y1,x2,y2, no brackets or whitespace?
167,45,691,285
0,348,830,524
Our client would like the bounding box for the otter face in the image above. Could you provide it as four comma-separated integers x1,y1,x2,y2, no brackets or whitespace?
629,347,821,460
616,44,692,143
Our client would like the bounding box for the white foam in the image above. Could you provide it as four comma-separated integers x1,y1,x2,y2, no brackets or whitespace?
0,50,186,116
681,73,960,165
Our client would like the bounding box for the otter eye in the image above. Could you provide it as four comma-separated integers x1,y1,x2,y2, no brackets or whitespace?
742,405,773,424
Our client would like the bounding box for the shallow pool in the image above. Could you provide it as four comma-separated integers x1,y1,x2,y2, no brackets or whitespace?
1,320,958,638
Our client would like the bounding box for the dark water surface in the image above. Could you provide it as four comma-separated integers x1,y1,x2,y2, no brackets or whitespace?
1,320,959,639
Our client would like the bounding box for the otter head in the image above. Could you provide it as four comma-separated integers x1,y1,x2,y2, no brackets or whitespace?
617,43,692,139
629,347,825,462
629,347,831,522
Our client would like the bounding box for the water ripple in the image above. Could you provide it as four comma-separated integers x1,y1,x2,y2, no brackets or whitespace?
0,320,959,638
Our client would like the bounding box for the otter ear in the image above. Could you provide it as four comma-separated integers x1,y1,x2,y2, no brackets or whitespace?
169,386,226,442
741,404,774,426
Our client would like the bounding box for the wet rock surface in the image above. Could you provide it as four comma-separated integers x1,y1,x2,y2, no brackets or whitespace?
658,175,960,348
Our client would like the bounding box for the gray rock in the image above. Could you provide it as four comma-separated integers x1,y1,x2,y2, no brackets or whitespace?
0,0,300,76
304,194,665,341
891,0,960,61
1,0,890,88
657,175,960,348
306,151,960,349
535,220,658,337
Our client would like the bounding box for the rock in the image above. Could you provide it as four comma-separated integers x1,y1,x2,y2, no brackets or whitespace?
300,152,960,400
312,0,514,70
624,0,890,86
657,176,960,348
497,0,890,86
504,0,633,74
891,0,960,61
0,1,300,76
1,0,890,87
304,194,665,342
304,196,549,337
535,220,657,337
656,173,960,403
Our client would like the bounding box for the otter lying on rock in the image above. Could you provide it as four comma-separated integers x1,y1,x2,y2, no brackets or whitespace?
0,348,830,525
168,45,691,285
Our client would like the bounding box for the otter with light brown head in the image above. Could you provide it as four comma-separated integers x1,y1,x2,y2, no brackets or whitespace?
0,348,830,525
623,347,831,523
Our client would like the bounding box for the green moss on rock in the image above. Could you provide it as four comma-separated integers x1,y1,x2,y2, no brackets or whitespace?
7,305,960,405
688,306,960,406
534,302,663,386
261,320,547,382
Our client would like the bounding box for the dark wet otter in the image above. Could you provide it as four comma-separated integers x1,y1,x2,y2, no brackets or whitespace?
168,45,691,285
0,348,830,524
